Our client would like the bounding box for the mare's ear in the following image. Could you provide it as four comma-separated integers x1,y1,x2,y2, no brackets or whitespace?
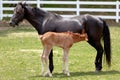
22,2,29,6
20,2,28,8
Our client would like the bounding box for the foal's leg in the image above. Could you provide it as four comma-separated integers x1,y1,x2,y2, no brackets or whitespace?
41,49,45,76
63,48,70,76
41,48,50,76
41,48,48,76
44,47,53,77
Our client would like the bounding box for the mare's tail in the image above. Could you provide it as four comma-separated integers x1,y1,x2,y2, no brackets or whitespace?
103,20,111,67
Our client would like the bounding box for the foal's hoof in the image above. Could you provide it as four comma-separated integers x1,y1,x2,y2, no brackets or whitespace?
67,73,70,76
63,70,70,76
48,73,52,77
43,73,52,77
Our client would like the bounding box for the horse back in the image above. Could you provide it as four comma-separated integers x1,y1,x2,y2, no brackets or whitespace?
40,32,74,48
82,14,104,40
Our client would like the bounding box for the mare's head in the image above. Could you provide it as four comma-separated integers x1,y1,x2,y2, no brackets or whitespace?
9,2,27,27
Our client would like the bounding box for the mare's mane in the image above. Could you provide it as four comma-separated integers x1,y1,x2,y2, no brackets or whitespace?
32,7,62,18
32,7,48,17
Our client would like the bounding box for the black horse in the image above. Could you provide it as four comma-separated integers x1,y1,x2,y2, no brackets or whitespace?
9,3,111,73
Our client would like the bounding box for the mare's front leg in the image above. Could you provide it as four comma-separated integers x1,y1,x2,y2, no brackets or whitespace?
63,48,70,76
49,49,54,73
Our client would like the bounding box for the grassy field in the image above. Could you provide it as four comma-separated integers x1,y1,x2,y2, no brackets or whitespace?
0,26,120,80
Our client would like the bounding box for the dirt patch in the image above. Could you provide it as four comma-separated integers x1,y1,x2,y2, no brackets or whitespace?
0,27,12,31
0,20,31,31
0,20,12,31
0,20,10,27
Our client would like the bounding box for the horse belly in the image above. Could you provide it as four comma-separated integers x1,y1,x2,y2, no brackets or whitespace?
53,36,73,48
55,20,83,33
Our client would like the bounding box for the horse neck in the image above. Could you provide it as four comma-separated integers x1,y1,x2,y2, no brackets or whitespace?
26,16,43,34
24,7,45,34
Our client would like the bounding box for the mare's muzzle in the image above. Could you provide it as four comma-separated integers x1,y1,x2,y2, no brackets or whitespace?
9,21,18,27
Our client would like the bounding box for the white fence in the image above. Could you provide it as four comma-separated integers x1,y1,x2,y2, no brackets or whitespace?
0,0,120,23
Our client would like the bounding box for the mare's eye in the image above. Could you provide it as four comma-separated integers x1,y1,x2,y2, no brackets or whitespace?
16,11,21,14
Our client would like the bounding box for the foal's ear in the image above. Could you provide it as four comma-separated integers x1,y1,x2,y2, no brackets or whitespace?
81,29,86,34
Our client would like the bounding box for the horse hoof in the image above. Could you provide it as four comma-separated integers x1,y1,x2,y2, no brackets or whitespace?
63,70,67,75
63,70,70,76
49,74,52,77
67,73,70,76
95,70,101,73
43,72,52,77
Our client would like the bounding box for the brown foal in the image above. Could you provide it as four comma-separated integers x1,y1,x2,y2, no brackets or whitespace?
39,31,88,77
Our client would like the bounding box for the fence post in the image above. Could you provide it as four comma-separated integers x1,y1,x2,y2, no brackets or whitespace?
116,1,119,23
0,0,3,20
37,0,40,8
76,0,80,16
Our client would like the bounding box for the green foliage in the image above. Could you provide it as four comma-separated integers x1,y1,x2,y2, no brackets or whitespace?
0,26,120,80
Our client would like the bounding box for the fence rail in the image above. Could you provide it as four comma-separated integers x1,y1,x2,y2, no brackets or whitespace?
0,0,120,23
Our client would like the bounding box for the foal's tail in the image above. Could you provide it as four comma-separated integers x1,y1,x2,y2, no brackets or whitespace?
103,20,111,67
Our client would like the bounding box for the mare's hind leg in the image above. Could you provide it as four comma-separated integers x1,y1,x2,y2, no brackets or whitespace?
88,40,103,72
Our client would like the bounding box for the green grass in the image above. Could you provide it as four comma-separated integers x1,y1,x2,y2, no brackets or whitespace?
0,26,120,80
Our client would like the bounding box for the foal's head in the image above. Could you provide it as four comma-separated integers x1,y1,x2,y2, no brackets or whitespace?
9,2,27,27
69,32,88,43
79,33,88,41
